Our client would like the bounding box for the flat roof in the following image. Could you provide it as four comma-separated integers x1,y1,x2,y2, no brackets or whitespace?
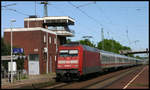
4,27,74,36
4,27,56,35
24,16,75,23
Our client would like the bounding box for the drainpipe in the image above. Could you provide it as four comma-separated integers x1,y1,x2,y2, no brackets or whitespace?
46,25,48,74
56,33,58,54
55,32,58,71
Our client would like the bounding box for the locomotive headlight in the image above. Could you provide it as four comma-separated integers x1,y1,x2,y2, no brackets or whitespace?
58,60,66,64
74,65,78,67
58,60,78,64
70,60,78,64
58,65,62,67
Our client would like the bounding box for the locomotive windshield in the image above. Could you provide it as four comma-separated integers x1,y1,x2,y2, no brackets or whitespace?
59,50,78,57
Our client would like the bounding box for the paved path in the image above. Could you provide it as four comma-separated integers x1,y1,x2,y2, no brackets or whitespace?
1,73,56,89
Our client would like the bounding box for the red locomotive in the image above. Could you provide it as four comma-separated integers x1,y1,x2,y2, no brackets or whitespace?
55,43,143,81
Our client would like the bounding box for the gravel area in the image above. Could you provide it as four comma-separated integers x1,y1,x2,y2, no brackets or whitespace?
106,65,149,89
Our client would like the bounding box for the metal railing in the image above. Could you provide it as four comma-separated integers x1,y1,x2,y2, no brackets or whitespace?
1,69,28,83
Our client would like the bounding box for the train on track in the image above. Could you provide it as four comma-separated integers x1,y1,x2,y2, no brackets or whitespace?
55,43,144,81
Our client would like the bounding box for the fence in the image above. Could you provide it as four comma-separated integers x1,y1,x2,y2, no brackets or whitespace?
1,69,28,83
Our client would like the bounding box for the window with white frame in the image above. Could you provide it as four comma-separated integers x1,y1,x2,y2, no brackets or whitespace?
55,56,57,61
54,38,56,44
49,36,51,44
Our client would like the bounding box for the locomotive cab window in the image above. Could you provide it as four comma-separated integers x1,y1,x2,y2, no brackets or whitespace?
69,50,78,57
59,50,69,57
59,50,78,57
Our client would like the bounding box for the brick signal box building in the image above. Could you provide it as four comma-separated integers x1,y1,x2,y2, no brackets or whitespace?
4,16,75,75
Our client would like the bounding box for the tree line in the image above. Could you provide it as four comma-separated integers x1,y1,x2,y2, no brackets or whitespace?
67,38,135,57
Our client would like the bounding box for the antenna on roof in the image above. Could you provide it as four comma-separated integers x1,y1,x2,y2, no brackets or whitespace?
41,1,48,17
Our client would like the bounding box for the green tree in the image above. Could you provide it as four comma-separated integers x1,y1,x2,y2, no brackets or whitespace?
135,55,142,59
1,37,25,70
1,37,11,55
79,39,96,48
66,38,71,43
15,54,25,70
97,39,133,57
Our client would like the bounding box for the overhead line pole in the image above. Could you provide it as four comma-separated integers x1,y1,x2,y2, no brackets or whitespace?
101,28,104,50
10,19,16,83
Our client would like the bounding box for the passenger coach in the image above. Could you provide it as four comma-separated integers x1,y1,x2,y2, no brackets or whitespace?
55,43,143,81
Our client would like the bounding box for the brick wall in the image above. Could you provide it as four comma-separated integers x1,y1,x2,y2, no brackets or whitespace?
4,30,58,74
24,20,44,28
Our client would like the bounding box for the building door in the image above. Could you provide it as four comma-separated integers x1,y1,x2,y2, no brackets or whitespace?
28,54,39,75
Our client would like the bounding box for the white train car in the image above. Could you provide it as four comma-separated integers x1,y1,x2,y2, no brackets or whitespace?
99,50,139,71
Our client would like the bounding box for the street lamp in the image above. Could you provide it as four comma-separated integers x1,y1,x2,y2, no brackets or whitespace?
10,19,16,83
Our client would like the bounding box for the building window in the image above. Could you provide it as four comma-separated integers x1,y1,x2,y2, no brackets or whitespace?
55,56,57,61
29,54,39,61
54,38,56,44
44,35,46,43
49,36,51,44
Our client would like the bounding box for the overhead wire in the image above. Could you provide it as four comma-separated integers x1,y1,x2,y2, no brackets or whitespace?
43,2,94,42
68,1,103,27
40,2,94,41
3,2,128,45
55,2,97,40
2,8,30,16
2,2,141,50
68,2,125,43
2,3,16,7
95,2,126,35
35,1,99,41
95,3,113,26
68,1,105,44
94,2,133,47
76,2,96,8
2,2,31,17
50,5,67,15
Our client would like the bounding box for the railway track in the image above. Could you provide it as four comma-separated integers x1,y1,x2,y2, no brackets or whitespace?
42,65,145,89
83,66,143,89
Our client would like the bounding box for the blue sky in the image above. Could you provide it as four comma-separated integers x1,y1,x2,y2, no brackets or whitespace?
1,1,149,56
